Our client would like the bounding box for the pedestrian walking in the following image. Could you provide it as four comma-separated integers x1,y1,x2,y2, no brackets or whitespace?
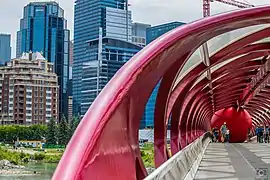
268,126,270,143
225,129,230,142
247,128,251,142
214,128,219,142
256,126,260,143
211,128,215,142
265,126,269,143
220,122,227,143
259,125,264,143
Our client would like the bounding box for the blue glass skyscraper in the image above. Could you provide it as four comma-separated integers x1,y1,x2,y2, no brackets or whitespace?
0,34,11,65
73,0,135,116
140,21,185,129
146,21,185,44
81,36,141,115
16,2,70,119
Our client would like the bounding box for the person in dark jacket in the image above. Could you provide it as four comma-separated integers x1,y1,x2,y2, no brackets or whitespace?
214,127,219,142
247,128,251,142
256,126,259,143
259,125,264,143
265,126,269,143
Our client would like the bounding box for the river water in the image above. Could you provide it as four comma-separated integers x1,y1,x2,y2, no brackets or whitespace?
0,162,57,180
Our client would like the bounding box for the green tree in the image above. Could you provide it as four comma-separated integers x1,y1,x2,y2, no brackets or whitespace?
46,119,57,145
68,118,75,141
30,125,48,140
0,125,48,144
58,117,69,146
68,116,80,141
73,116,80,133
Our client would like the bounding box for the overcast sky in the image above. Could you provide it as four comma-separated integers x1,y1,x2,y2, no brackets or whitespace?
0,0,269,58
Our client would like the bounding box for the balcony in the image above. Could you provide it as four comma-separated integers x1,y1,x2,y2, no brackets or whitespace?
26,101,32,105
46,96,51,100
26,107,32,111
26,118,32,122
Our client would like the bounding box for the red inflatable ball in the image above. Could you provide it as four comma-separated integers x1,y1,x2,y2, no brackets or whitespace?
211,107,252,143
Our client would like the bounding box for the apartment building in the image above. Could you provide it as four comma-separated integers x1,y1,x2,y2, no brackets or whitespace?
0,52,58,125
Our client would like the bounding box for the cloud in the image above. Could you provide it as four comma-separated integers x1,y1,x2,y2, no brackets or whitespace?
0,0,74,58
0,0,270,58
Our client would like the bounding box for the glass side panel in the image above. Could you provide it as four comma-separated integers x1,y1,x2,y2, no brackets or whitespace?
208,24,270,56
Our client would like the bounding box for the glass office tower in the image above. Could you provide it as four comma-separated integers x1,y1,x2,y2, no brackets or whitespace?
16,2,70,120
0,34,11,65
73,0,133,116
81,37,141,115
146,21,185,44
132,23,151,47
140,21,185,129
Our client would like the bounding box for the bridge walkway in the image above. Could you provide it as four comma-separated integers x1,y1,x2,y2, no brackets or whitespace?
194,142,270,180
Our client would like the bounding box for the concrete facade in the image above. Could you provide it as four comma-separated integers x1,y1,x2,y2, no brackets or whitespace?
0,52,58,124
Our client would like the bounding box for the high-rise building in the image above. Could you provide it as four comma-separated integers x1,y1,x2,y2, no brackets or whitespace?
68,40,73,120
81,35,141,115
0,52,58,125
132,23,151,47
16,2,70,119
69,41,74,67
0,34,11,65
146,21,185,44
68,96,73,122
73,0,134,116
140,21,185,129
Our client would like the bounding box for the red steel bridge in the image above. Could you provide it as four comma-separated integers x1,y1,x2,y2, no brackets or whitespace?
53,5,270,180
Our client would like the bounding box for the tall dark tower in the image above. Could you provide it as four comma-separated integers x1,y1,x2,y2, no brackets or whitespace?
16,2,70,120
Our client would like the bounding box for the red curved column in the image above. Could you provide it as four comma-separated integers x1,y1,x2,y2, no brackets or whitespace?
52,6,270,180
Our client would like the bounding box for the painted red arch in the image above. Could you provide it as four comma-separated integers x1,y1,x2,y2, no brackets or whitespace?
53,6,270,180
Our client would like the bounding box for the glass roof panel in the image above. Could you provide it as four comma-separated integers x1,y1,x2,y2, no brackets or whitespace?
208,24,270,56
252,37,270,44
190,71,208,90
173,45,203,89
210,54,245,72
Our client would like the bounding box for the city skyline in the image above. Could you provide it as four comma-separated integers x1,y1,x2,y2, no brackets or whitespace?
16,2,70,120
0,34,11,65
1,0,269,59
73,0,142,116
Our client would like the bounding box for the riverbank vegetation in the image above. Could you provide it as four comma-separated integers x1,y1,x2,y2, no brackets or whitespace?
0,117,81,166
140,143,155,168
0,147,62,165
0,117,80,146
